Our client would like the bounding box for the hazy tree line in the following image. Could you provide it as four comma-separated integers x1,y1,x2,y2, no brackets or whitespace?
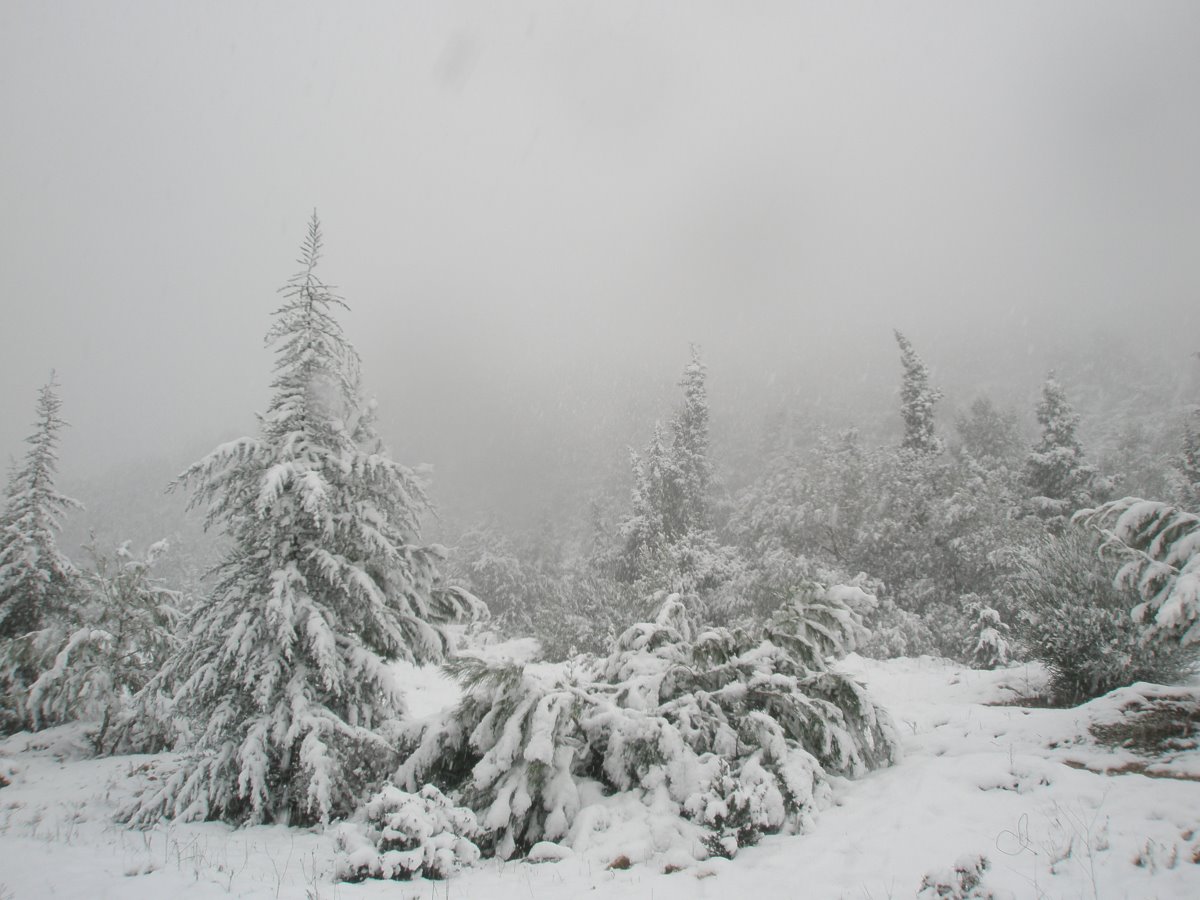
1,217,1198,874
451,327,1200,704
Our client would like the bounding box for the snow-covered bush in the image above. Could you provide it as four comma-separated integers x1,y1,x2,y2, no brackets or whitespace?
334,784,481,882
396,591,898,861
917,854,996,899
27,540,180,748
1011,529,1196,704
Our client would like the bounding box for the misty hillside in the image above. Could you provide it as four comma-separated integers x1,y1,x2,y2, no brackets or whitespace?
2,2,1200,898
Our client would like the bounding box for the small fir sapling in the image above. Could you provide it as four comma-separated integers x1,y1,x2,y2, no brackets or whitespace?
963,599,1010,670
334,784,482,882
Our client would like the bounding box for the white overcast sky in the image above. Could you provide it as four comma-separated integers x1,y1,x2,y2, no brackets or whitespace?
2,1,1198,515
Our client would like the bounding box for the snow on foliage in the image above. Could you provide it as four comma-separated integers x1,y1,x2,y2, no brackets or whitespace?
27,540,180,748
333,783,482,882
1076,497,1200,646
118,214,482,827
916,854,996,899
393,591,897,863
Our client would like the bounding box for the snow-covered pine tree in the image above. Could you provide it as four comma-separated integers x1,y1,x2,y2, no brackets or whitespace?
962,600,1010,670
0,375,82,641
894,330,943,456
122,213,481,826
669,345,711,533
1024,374,1100,524
0,374,83,732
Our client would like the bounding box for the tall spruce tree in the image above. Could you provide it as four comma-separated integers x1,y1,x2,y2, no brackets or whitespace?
1024,373,1099,522
894,330,943,456
0,375,82,730
124,214,480,826
0,375,82,641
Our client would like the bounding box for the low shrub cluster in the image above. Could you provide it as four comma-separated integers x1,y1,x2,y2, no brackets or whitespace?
346,590,898,868
1011,530,1196,705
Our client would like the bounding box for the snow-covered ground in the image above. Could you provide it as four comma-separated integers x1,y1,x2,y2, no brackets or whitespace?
2,656,1199,899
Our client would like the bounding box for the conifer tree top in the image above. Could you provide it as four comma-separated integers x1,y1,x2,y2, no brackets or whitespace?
894,330,943,455
0,373,82,639
1033,372,1082,452
1024,371,1099,516
6,374,78,522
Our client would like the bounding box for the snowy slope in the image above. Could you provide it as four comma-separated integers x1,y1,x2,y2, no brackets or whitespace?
3,656,1200,899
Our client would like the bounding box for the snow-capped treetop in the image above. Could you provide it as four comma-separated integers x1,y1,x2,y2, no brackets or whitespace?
0,373,82,640
1024,373,1101,520
1033,373,1081,454
894,330,943,456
